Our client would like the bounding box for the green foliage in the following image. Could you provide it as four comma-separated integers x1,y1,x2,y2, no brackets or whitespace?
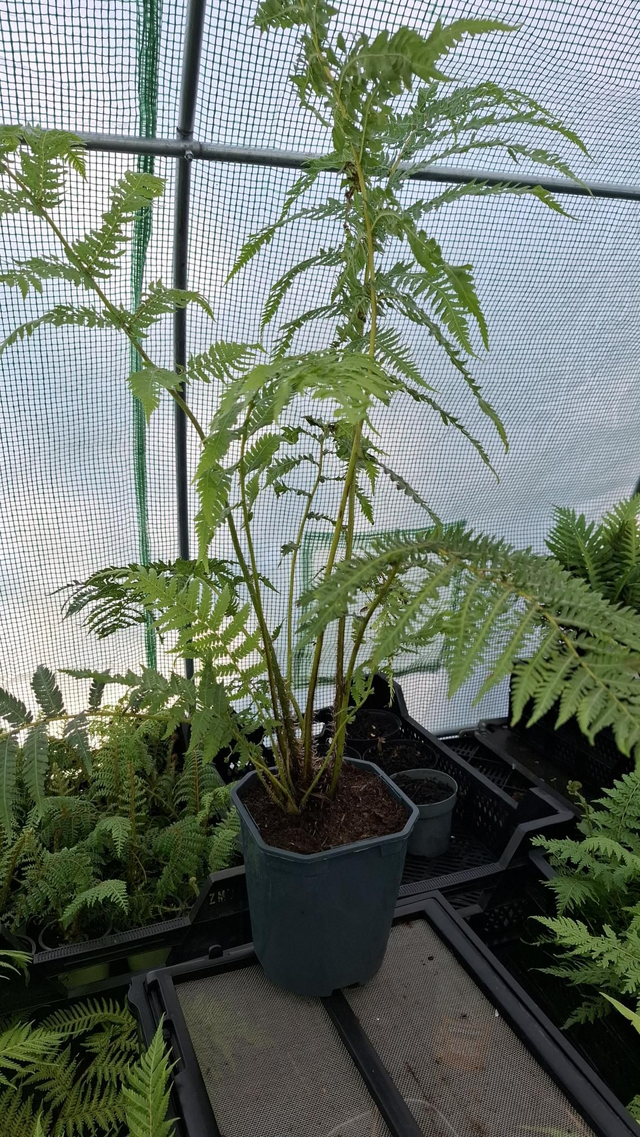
121,1021,174,1137
299,524,640,761
6,12,625,819
0,993,174,1137
63,557,242,639
533,773,640,1025
547,495,640,611
0,670,242,942
31,668,64,719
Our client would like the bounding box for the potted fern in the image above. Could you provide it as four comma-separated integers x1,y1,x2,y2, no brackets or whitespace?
5,4,640,997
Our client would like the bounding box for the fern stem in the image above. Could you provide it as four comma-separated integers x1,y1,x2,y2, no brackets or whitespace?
330,568,399,795
238,417,299,794
330,147,379,772
287,432,327,687
302,422,362,774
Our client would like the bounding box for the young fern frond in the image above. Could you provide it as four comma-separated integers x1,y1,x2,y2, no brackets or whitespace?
70,170,164,279
121,1020,175,1137
60,879,129,929
31,667,64,719
0,305,123,357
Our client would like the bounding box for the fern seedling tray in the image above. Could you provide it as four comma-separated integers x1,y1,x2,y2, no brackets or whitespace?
129,891,637,1137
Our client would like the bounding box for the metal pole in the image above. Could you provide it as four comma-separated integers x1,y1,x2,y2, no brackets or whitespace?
69,131,640,202
173,0,207,680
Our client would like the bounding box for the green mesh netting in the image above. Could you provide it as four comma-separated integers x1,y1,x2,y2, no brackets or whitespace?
1,0,640,731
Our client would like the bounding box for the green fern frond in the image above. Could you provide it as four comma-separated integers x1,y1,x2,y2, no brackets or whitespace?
22,726,49,820
40,998,135,1038
127,280,213,338
0,735,19,834
31,667,64,718
188,340,264,384
299,524,640,759
0,948,31,981
0,305,122,356
0,1022,61,1085
0,1086,37,1137
0,257,86,298
121,1020,174,1137
53,1078,122,1137
128,365,187,422
91,816,132,858
0,686,33,729
209,807,241,872
70,169,163,279
60,879,128,928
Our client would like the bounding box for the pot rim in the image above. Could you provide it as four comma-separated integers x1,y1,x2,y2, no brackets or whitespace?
391,767,458,805
231,756,419,862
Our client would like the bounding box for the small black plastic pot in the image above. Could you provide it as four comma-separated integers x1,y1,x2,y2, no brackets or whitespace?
345,709,401,756
230,757,418,997
391,768,458,858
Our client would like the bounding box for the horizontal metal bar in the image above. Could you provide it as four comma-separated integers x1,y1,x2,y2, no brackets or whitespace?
42,130,640,201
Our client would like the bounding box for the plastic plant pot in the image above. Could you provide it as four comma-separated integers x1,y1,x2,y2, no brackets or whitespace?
37,921,112,988
231,757,418,997
58,961,112,988
392,768,458,858
126,946,171,973
345,709,402,756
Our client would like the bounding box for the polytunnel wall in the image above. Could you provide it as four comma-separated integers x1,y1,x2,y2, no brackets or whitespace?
1,0,640,730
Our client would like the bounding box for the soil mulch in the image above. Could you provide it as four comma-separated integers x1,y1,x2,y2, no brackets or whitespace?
347,709,401,743
372,739,425,775
393,772,453,805
242,763,409,855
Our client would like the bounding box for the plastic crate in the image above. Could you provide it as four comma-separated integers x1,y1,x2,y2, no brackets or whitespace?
129,893,638,1137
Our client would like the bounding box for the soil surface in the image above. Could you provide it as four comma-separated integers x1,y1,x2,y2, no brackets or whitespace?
393,773,454,805
347,709,401,742
242,763,408,854
372,739,425,775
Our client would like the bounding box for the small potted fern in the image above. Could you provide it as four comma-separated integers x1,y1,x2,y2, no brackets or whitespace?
6,3,640,998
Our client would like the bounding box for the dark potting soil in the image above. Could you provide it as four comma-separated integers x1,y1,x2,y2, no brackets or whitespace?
242,763,408,854
393,773,452,805
347,709,400,743
372,739,424,775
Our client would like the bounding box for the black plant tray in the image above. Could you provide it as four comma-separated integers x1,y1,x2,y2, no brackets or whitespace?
347,677,574,900
0,866,252,1014
491,674,634,802
440,728,544,801
441,852,640,1118
2,675,572,1007
129,891,638,1137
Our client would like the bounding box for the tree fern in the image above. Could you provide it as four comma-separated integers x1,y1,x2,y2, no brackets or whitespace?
1,5,600,815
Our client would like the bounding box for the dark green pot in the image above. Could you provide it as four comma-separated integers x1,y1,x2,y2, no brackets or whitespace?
231,757,418,996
